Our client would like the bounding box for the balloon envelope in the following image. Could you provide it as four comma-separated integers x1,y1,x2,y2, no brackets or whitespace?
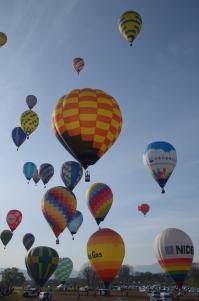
118,11,142,46
86,183,113,225
20,110,39,137
154,228,194,288
52,88,122,170
25,246,59,287
68,210,83,237
143,141,177,193
54,257,73,282
138,203,150,216
41,186,77,240
6,210,22,232
0,230,13,247
26,95,37,110
73,57,85,74
39,163,54,186
87,228,125,289
61,161,83,190
23,233,35,251
32,169,40,184
23,162,37,181
12,127,26,149
0,32,7,47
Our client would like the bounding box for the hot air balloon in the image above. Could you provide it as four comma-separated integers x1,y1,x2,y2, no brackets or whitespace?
23,233,35,251
32,169,40,185
11,127,26,150
0,230,13,248
41,186,77,244
20,110,39,138
52,88,122,178
138,203,150,216
23,162,37,183
61,161,83,191
6,210,22,232
39,163,54,188
86,183,113,226
143,141,177,193
87,228,125,289
0,32,7,47
118,11,142,46
54,257,73,282
67,210,83,240
73,57,85,75
154,228,194,288
25,246,59,287
26,95,37,110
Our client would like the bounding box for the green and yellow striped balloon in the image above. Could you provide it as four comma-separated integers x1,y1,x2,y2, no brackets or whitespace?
118,11,142,46
25,246,59,287
54,257,73,282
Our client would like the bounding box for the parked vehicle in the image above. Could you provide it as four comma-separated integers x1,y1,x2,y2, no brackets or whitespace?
38,291,52,300
23,287,37,298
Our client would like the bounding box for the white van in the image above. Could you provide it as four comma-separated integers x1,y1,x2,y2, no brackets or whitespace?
39,292,52,300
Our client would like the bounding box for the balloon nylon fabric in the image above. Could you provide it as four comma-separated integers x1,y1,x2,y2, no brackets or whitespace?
52,88,122,169
25,246,59,287
87,228,125,289
154,228,194,288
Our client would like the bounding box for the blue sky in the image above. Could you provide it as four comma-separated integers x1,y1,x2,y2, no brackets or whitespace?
0,0,199,273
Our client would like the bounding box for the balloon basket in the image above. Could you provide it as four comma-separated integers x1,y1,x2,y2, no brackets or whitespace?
85,171,90,182
56,239,59,244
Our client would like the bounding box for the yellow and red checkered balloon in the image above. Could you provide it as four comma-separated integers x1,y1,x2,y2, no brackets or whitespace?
52,88,122,169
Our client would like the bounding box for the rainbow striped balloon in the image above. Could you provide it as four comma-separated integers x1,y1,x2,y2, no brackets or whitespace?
154,228,194,288
41,186,77,242
87,228,125,289
86,183,113,226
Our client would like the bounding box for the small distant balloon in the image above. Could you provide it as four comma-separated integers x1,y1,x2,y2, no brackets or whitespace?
118,11,142,46
26,95,37,110
0,32,7,47
143,141,177,193
20,110,39,138
12,127,26,150
138,203,150,216
67,210,83,239
73,57,85,75
0,230,13,248
39,163,54,188
6,210,22,232
23,162,37,183
61,161,83,191
32,169,40,185
23,233,35,251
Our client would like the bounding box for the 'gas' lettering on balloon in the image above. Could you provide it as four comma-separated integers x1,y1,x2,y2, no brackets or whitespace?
88,251,102,260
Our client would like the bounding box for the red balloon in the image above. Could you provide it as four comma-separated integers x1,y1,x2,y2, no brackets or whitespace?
138,203,150,216
6,210,22,232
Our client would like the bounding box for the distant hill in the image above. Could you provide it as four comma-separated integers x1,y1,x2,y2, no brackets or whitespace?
134,263,163,274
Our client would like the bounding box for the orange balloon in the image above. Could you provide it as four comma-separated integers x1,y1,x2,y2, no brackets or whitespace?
87,228,125,288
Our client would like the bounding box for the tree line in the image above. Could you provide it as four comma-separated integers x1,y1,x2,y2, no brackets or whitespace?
1,264,199,289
